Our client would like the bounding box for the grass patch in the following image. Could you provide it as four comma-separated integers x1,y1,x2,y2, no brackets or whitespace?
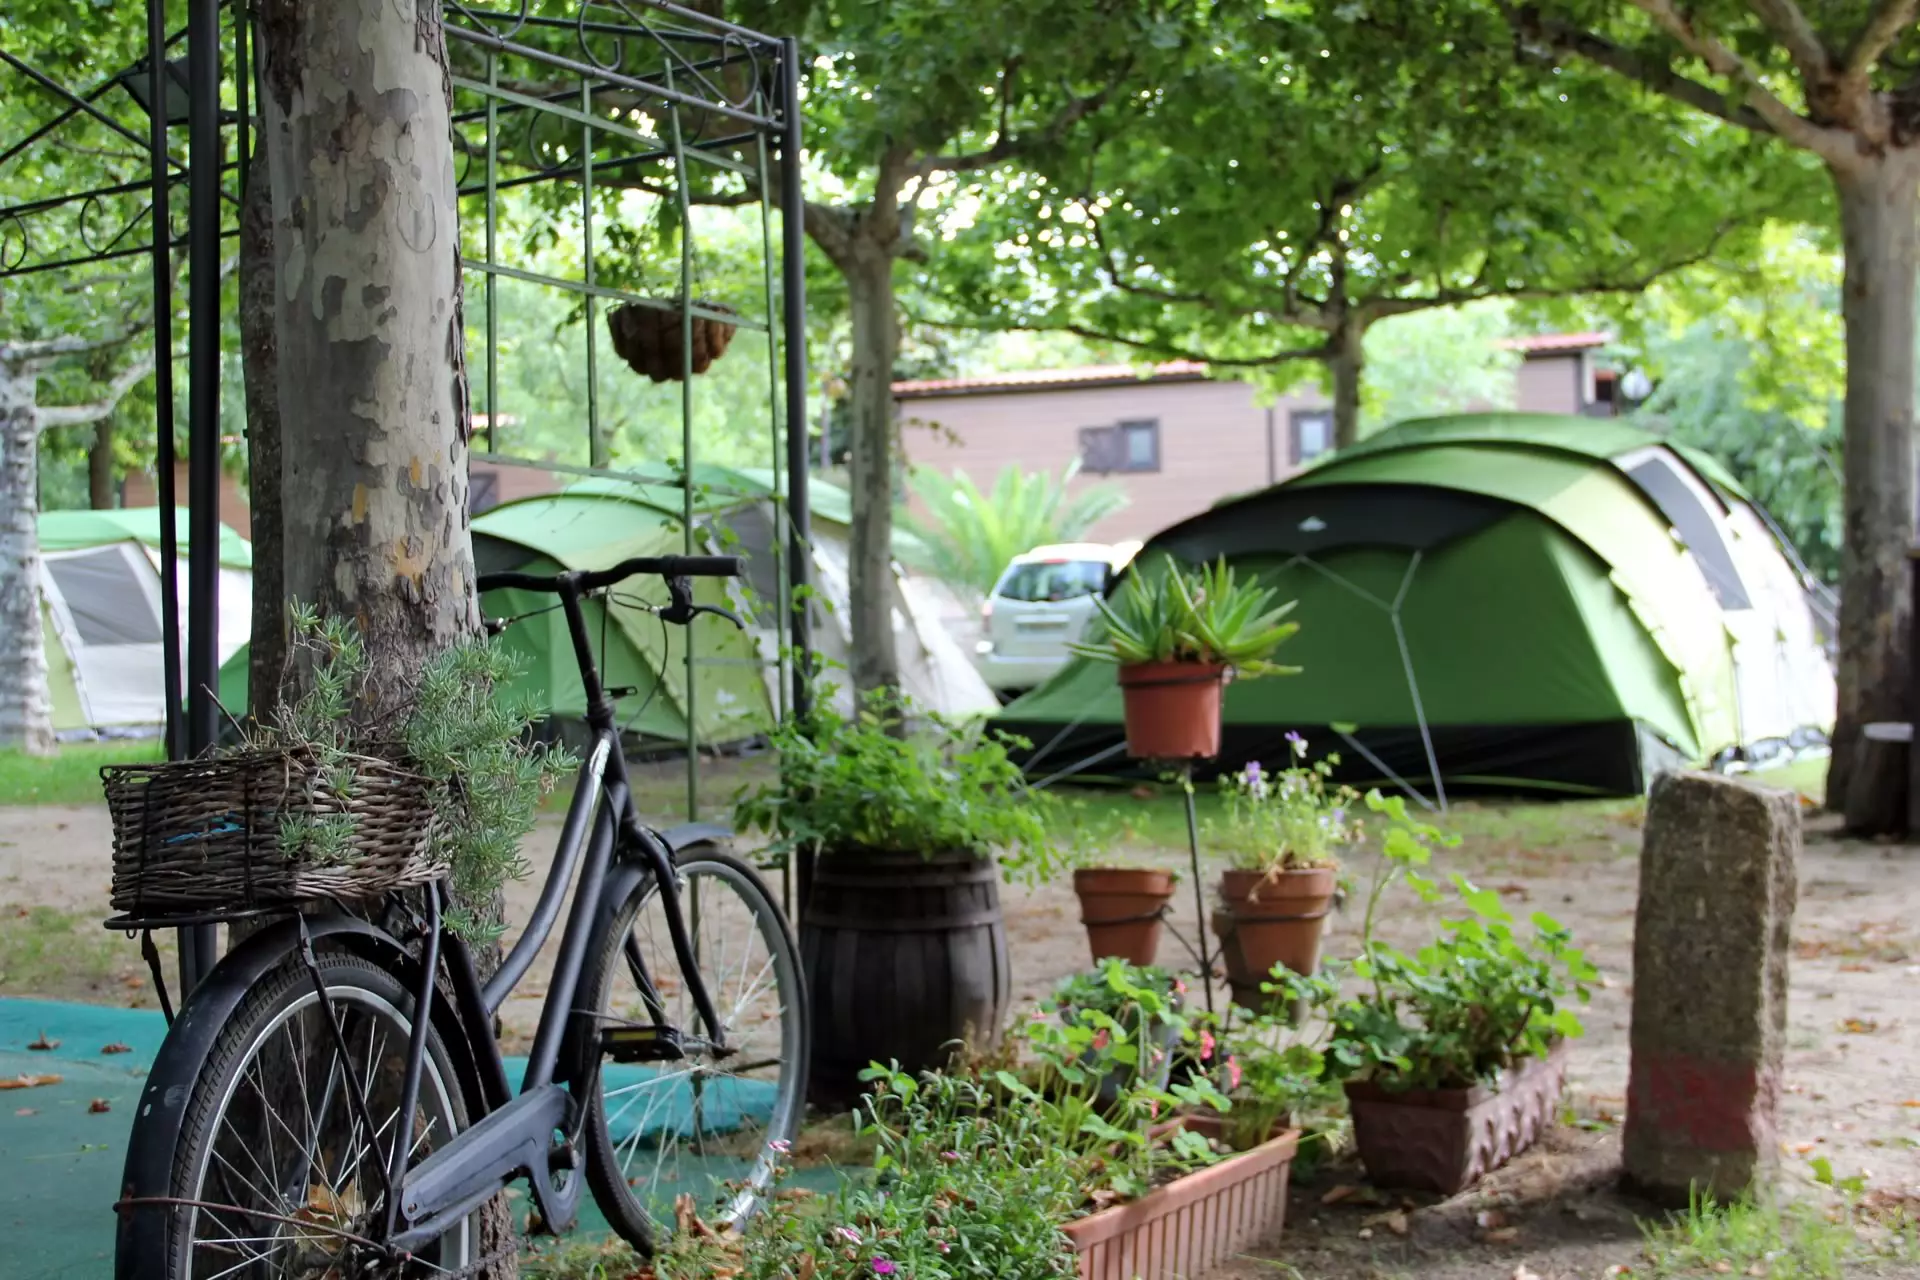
1750,756,1829,803
521,1236,650,1280
0,904,158,1003
0,739,163,806
1640,1191,1914,1279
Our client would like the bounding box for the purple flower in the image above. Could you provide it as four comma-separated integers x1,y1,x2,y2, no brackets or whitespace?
941,1150,961,1161
1285,731,1308,758
872,1261,897,1275
836,1226,863,1244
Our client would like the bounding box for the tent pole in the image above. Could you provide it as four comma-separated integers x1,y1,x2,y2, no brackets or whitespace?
1181,761,1214,1020
1389,552,1446,812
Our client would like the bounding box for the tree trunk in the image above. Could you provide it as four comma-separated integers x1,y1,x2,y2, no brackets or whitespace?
0,361,53,755
843,236,903,701
1327,321,1365,450
260,0,506,1271
88,418,116,509
239,149,285,720
1825,150,1920,828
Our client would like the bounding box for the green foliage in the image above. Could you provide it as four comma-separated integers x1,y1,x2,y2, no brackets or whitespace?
1,739,161,805
731,690,1046,863
896,461,1129,601
1207,992,1342,1150
1072,556,1301,677
1287,792,1595,1091
261,606,573,940
1207,739,1361,872
1356,301,1522,436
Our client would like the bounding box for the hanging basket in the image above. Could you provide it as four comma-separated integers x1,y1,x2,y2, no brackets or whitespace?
605,298,738,382
1117,661,1227,761
102,747,445,920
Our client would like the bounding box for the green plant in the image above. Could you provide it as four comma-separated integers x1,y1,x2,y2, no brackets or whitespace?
897,459,1130,601
1069,555,1301,676
732,689,1047,864
1201,991,1342,1150
1289,792,1596,1092
1207,736,1361,872
261,606,574,940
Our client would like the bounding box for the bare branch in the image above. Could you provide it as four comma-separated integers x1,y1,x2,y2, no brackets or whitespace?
1507,4,1776,133
1625,0,1853,159
1843,0,1919,85
33,354,156,431
1745,0,1835,85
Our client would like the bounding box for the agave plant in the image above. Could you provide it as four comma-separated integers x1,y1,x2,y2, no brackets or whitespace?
1070,556,1302,678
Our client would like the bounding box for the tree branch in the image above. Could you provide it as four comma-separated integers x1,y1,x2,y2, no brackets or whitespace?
1507,4,1777,134
33,354,156,431
1625,0,1852,159
1038,322,1332,369
1843,0,1919,86
922,63,1132,177
1744,0,1835,85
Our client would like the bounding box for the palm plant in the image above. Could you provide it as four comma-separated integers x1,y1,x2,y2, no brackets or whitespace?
1071,555,1302,678
897,460,1129,599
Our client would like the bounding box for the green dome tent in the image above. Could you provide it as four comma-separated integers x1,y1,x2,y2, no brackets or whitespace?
995,414,1835,798
36,508,252,740
218,467,994,743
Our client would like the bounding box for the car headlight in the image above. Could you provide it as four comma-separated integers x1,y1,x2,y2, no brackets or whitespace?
975,639,994,655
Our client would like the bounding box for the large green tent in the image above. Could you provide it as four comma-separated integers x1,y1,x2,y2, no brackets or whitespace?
219,468,993,741
996,414,1834,797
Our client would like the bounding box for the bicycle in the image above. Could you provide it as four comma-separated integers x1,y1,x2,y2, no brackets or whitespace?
113,555,810,1278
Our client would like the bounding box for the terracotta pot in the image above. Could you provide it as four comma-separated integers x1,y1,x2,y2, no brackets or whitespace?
1065,1124,1300,1280
1212,866,1336,1011
1072,867,1176,966
1344,1040,1570,1195
1116,661,1226,761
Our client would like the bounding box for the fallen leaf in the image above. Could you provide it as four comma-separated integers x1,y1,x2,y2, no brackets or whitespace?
1476,1209,1512,1230
1900,1100,1920,1108
100,1043,131,1055
1603,1267,1633,1278
1747,1265,1767,1277
1321,1184,1363,1206
1793,1142,1817,1155
1841,1017,1881,1034
1481,1227,1521,1244
1356,1228,1374,1241
1363,1210,1410,1236
1496,883,1531,900
120,974,144,990
1513,1266,1542,1280
14,1108,35,1116
0,1074,61,1090
88,1099,110,1114
26,1032,57,1051
1841,963,1873,973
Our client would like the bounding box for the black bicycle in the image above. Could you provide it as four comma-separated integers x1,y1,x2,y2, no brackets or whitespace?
114,555,809,1278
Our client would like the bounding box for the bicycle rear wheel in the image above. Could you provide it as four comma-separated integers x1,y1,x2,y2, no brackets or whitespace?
152,949,474,1278
575,842,808,1253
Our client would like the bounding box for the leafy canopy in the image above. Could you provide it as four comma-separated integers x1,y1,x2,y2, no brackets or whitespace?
896,460,1129,601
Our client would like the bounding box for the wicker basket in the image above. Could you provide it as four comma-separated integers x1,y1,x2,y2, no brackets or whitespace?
605,299,737,382
103,748,446,918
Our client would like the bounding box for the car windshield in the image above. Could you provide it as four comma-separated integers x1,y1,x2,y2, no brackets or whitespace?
994,559,1109,603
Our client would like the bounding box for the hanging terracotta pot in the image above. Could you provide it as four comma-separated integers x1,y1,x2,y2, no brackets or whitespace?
1212,865,1336,1011
1072,867,1176,966
1116,661,1226,761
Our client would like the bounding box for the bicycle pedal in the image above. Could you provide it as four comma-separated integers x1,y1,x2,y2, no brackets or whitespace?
600,1024,688,1063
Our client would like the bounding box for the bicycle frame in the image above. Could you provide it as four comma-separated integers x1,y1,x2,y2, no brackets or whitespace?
380,574,736,1250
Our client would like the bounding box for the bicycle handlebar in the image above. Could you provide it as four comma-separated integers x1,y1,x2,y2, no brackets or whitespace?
477,554,743,597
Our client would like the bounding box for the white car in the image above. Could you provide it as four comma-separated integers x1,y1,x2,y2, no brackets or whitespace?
975,542,1142,700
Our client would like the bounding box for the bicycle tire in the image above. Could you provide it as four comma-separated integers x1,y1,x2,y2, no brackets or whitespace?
574,841,809,1253
148,949,474,1278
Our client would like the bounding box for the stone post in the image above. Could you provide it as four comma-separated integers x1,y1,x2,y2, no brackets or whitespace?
1622,770,1799,1206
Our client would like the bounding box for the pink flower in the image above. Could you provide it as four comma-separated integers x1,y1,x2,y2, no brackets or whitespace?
835,1226,862,1244
1149,1098,1160,1118
941,1150,961,1161
872,1261,897,1275
1091,1028,1111,1052
1198,1029,1216,1062
1174,979,1188,996
1226,1055,1243,1091
769,1138,791,1154
937,1242,952,1254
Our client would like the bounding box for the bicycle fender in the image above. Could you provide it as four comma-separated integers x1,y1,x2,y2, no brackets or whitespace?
114,913,405,1279
660,821,732,854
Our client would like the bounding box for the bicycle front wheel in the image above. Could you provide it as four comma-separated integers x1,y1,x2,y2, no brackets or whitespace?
576,842,808,1253
155,949,474,1278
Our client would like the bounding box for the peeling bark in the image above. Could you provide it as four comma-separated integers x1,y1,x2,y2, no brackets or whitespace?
842,237,903,701
261,0,508,1270
0,361,52,755
1827,149,1920,827
240,150,286,712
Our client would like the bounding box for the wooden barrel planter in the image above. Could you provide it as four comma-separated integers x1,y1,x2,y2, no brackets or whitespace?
800,849,1012,1108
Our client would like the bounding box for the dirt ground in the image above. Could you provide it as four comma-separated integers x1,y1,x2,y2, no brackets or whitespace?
6,766,1920,1277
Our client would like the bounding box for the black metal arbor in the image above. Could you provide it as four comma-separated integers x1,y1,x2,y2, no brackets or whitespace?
0,0,813,990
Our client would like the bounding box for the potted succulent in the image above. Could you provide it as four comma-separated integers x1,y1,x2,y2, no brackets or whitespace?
1298,794,1596,1195
1071,555,1301,761
1052,802,1178,966
1208,736,1360,1009
733,689,1048,1108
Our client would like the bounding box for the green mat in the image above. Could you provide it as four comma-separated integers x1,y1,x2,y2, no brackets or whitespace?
0,997,818,1279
